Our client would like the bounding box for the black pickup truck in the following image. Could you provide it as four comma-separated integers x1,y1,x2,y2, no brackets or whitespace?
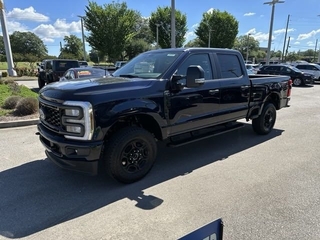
36,48,292,183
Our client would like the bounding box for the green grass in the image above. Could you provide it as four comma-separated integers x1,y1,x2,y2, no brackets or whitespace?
0,62,31,70
0,82,38,116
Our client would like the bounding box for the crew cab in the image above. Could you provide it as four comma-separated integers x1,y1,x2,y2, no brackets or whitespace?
36,48,292,183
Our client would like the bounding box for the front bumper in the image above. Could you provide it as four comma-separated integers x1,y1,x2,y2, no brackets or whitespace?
304,78,314,84
37,124,104,175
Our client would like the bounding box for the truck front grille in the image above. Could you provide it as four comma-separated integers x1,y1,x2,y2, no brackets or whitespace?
40,103,61,128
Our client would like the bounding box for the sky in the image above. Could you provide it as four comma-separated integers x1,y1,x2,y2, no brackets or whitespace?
3,0,320,57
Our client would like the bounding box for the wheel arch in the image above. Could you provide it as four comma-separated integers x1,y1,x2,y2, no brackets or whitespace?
104,113,163,142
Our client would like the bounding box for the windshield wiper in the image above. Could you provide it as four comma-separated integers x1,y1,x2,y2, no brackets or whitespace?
119,74,139,78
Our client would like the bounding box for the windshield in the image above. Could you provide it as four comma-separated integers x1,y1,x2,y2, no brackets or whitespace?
112,51,182,79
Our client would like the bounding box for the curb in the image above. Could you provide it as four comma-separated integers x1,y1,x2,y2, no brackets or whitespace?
0,119,39,129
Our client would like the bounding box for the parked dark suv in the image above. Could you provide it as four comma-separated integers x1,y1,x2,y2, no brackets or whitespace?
38,59,80,88
257,64,313,86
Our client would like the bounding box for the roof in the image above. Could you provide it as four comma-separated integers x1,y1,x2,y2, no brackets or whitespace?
147,47,239,54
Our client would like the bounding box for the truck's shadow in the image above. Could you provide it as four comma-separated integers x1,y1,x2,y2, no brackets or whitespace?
0,124,283,238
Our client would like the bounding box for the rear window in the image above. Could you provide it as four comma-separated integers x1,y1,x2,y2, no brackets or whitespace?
54,61,80,71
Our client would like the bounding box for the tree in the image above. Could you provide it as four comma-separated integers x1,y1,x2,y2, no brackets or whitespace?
149,6,187,48
195,10,238,48
233,35,259,58
134,17,154,44
84,1,140,62
9,31,47,59
124,16,153,59
125,39,151,59
184,38,202,47
60,35,83,60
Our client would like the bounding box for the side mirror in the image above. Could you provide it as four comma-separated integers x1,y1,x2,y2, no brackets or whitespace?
186,65,205,88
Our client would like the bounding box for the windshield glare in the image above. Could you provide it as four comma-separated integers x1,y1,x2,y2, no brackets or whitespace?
112,51,182,79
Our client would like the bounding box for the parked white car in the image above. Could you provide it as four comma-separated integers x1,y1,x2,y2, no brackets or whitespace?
295,63,320,81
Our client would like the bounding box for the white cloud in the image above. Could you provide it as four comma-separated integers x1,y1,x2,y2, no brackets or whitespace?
6,21,28,33
7,7,49,22
297,29,320,40
246,28,274,42
307,41,315,46
207,8,214,14
185,31,196,41
293,42,300,45
244,12,256,17
42,38,55,43
191,23,199,29
274,28,295,34
33,19,81,41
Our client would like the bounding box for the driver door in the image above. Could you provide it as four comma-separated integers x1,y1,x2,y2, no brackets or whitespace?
168,53,221,135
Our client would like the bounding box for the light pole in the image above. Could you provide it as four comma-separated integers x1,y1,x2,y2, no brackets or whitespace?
264,0,284,65
77,15,86,61
171,0,176,48
0,0,16,76
155,23,160,48
246,33,252,63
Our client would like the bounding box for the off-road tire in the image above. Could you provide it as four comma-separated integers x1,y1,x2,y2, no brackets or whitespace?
38,76,45,89
252,103,276,135
102,127,157,183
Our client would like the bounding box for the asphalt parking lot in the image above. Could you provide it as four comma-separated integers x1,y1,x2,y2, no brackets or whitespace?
0,83,320,239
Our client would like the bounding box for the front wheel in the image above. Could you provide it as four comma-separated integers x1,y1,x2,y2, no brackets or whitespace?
102,127,157,183
293,78,303,86
252,103,276,135
38,76,45,89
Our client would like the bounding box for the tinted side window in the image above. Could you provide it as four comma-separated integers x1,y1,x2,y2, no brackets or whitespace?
176,53,213,80
216,54,242,78
45,61,52,69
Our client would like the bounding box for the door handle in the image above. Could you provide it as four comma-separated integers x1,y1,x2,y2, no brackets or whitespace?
209,89,219,95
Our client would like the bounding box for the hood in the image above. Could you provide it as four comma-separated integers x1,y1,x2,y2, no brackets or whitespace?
39,76,162,104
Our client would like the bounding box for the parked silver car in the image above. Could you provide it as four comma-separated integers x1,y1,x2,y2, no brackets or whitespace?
295,63,320,81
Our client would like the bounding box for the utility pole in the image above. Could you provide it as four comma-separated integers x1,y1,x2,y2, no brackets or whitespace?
155,23,160,49
264,0,285,65
246,33,252,63
171,0,176,48
314,39,318,62
281,14,290,62
284,36,291,61
77,15,86,61
0,0,16,76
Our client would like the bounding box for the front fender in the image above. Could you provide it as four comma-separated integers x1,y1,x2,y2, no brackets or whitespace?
92,99,167,140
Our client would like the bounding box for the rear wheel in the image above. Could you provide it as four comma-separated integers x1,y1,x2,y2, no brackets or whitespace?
102,127,157,183
252,103,276,135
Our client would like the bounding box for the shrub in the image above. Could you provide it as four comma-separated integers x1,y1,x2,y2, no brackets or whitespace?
15,97,38,116
2,96,22,109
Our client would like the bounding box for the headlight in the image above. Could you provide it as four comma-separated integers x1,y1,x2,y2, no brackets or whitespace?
62,101,94,140
65,108,80,117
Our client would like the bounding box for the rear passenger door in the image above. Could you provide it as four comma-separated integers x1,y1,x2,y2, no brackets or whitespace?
214,53,251,122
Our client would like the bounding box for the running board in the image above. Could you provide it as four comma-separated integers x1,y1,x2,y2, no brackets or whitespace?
167,123,245,148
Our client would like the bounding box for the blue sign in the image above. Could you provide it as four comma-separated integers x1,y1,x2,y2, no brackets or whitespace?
179,218,223,240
